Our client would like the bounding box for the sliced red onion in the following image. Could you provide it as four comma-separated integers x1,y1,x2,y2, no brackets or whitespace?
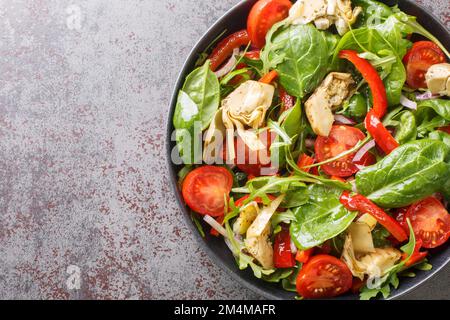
214,48,240,78
203,215,228,238
415,91,439,101
350,179,358,193
400,95,417,110
305,138,315,148
334,114,356,125
290,240,298,254
353,139,376,163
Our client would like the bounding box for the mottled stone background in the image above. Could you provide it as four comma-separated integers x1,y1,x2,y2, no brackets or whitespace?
0,0,448,300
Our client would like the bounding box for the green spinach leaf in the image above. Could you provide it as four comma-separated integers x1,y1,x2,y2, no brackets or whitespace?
356,139,450,208
290,185,357,250
263,23,330,98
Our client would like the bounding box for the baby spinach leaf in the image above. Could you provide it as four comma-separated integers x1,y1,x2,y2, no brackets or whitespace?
353,0,393,27
173,61,220,164
290,185,357,250
394,111,417,145
356,139,450,208
263,24,330,98
415,99,450,138
429,130,450,147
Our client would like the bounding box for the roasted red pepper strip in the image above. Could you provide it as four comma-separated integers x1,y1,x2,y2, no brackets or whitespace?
295,248,314,264
296,154,315,173
340,191,408,242
338,50,388,118
365,109,399,154
402,239,428,267
274,227,296,268
279,86,295,111
259,70,279,84
209,30,250,71
438,125,450,134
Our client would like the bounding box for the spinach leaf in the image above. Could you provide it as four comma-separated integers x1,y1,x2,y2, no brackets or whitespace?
429,130,450,147
270,100,302,168
263,23,330,98
290,185,357,250
415,99,450,137
353,0,393,27
356,139,450,208
173,61,220,163
394,111,417,145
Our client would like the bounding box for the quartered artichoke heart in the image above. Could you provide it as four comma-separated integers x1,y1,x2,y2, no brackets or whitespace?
341,222,402,281
288,0,362,36
203,80,275,163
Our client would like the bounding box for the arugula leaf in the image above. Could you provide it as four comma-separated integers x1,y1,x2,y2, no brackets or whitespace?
270,100,302,168
262,268,294,283
356,139,450,208
415,99,450,135
262,23,330,97
290,185,357,250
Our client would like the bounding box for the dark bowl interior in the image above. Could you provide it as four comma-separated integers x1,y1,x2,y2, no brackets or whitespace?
166,0,450,300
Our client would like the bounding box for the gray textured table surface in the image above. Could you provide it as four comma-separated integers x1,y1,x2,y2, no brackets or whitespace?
0,0,448,300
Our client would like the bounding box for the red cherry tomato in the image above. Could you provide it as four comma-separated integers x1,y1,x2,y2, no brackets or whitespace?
223,132,278,177
296,255,352,299
315,125,369,177
182,166,233,216
404,41,446,89
405,197,450,249
247,0,292,49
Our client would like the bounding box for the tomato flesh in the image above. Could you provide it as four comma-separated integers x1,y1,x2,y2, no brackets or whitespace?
274,227,296,268
182,166,233,216
247,0,292,49
405,197,450,249
404,41,446,89
315,125,369,177
296,255,352,299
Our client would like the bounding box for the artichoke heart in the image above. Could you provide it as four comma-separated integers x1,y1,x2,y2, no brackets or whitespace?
288,0,362,36
203,80,275,163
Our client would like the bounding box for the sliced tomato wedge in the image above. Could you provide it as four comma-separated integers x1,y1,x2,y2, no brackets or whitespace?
247,0,292,49
315,125,369,177
405,197,450,249
296,255,352,299
404,41,446,89
182,166,233,216
296,153,315,173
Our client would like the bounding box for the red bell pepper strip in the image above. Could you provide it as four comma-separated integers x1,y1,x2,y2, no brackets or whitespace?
402,239,428,267
209,30,250,71
438,125,450,134
259,70,279,84
338,50,388,118
340,191,408,242
365,109,399,154
279,86,295,111
244,50,261,60
295,248,314,264
274,227,296,268
296,154,315,173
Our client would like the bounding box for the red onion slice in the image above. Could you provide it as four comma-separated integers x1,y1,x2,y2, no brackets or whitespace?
400,95,417,110
214,48,240,78
415,91,440,101
334,114,356,125
305,138,315,148
353,139,376,163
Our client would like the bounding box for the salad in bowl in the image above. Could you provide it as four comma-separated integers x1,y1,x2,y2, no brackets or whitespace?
171,0,450,300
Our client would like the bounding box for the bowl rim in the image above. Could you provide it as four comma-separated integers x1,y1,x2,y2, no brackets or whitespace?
165,0,450,300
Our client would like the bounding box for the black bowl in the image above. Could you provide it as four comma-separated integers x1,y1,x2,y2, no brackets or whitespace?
166,0,450,300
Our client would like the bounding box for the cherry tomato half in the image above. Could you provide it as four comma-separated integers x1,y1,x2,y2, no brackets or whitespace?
315,125,372,177
247,0,292,49
405,197,450,249
296,255,352,299
404,41,446,89
182,166,233,217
